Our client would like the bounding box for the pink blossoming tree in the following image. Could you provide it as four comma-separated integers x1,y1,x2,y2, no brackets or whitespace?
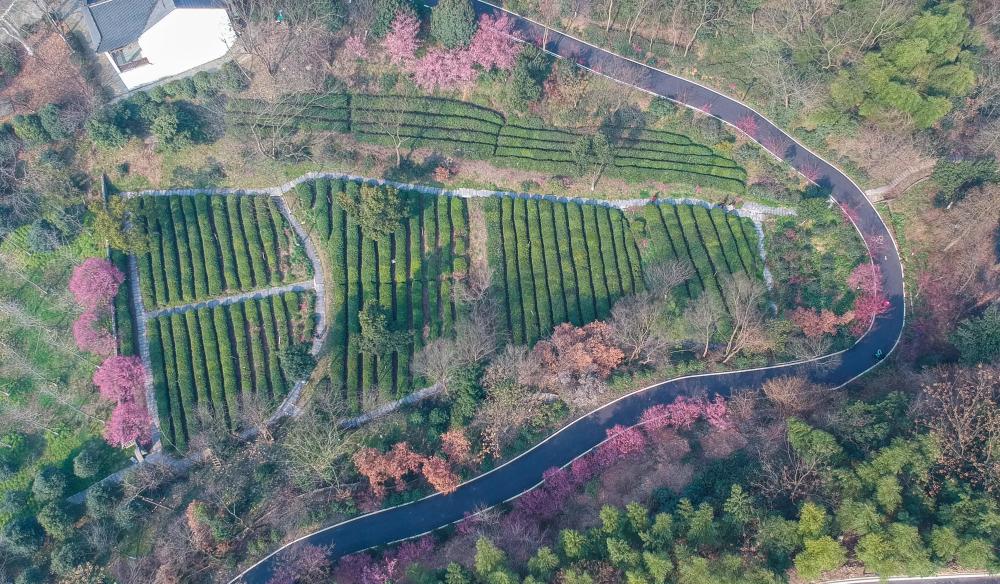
344,35,369,60
104,400,152,447
68,257,125,309
383,11,421,65
736,115,758,137
73,308,115,357
466,14,521,71
92,355,146,402
409,47,476,91
847,263,889,334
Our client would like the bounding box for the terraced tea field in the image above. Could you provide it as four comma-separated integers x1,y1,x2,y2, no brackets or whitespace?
293,179,468,412
131,194,311,309
487,197,761,345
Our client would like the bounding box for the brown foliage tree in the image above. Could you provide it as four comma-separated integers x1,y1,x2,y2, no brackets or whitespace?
917,365,1000,491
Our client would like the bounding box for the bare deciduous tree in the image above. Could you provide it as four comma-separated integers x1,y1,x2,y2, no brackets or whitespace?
280,392,359,492
353,96,410,166
610,291,673,365
721,274,771,363
683,292,722,358
761,375,828,417
917,366,1000,492
644,259,695,297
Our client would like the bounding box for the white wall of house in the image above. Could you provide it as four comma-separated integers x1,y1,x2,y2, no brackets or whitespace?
112,8,235,90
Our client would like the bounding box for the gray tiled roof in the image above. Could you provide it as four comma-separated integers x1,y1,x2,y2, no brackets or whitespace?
79,0,223,53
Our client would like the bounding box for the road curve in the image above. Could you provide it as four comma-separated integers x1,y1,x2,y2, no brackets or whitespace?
230,4,905,582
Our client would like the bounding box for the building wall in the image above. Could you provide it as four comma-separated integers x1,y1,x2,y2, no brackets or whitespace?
114,8,235,90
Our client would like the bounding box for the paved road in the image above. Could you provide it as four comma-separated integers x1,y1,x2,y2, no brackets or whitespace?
143,281,314,320
229,3,905,582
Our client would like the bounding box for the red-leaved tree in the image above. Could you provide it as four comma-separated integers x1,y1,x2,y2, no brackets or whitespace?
791,307,852,338
69,257,125,309
92,355,146,402
420,456,460,494
104,400,152,447
440,428,472,465
73,308,115,357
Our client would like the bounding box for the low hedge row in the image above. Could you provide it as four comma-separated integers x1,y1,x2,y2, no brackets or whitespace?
232,92,748,193
147,293,314,449
134,194,300,309
293,180,469,411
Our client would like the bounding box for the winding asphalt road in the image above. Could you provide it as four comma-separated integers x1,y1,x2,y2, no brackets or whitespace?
230,3,906,582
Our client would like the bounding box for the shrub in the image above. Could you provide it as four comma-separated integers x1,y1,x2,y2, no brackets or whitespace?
217,60,249,93
281,345,316,380
430,0,476,48
86,106,131,149
69,257,125,309
38,103,70,141
12,113,50,145
37,501,75,540
32,465,68,501
72,443,103,478
0,43,20,89
85,481,120,519
50,539,89,575
1,516,44,556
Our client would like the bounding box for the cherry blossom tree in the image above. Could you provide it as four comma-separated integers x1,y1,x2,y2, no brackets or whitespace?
466,14,521,71
104,400,152,447
847,263,889,335
92,355,146,402
736,115,758,137
409,47,476,91
68,257,125,309
73,308,115,357
344,35,369,60
595,424,647,465
800,163,822,183
383,11,421,65
703,395,732,430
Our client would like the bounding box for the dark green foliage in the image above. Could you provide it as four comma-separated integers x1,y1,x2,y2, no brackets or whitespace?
12,113,50,145
1,516,44,556
951,303,1000,364
500,48,549,110
36,500,75,540
281,345,316,380
85,481,121,519
431,0,476,48
372,0,414,38
0,43,20,89
338,183,406,240
50,538,89,575
38,104,71,141
932,158,998,204
31,465,67,502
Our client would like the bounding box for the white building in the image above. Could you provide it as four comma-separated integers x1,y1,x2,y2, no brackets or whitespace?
79,0,236,90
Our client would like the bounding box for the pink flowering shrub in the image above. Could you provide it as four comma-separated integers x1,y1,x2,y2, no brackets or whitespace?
73,308,115,357
466,14,521,71
639,395,732,434
383,11,420,65
595,425,647,466
93,355,146,402
69,257,124,309
736,115,758,137
800,163,822,183
344,35,369,60
409,47,476,91
847,263,889,334
104,400,152,447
